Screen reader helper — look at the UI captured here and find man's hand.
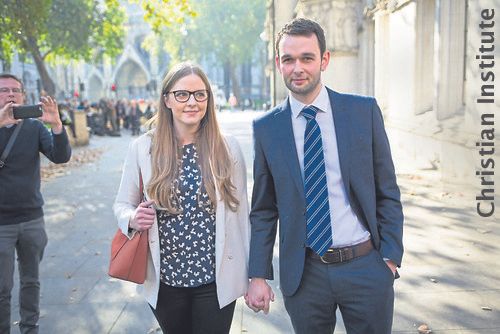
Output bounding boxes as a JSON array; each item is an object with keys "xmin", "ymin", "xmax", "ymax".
[
  {"xmin": 129, "ymin": 200, "xmax": 156, "ymax": 232},
  {"xmin": 39, "ymin": 96, "xmax": 63, "ymax": 134},
  {"xmin": 245, "ymin": 278, "xmax": 275, "ymax": 314},
  {"xmin": 385, "ymin": 259, "xmax": 397, "ymax": 277},
  {"xmin": 0, "ymin": 102, "xmax": 19, "ymax": 128}
]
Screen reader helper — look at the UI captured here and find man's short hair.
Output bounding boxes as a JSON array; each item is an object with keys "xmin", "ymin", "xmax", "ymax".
[
  {"xmin": 0, "ymin": 73, "xmax": 24, "ymax": 91},
  {"xmin": 275, "ymin": 17, "xmax": 327, "ymax": 58}
]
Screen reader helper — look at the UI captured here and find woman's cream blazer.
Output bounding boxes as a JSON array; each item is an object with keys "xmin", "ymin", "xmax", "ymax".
[{"xmin": 113, "ymin": 133, "xmax": 250, "ymax": 308}]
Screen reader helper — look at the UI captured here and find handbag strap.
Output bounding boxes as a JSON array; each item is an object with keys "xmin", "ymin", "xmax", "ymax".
[
  {"xmin": 139, "ymin": 169, "xmax": 145, "ymax": 202},
  {"xmin": 0, "ymin": 120, "xmax": 24, "ymax": 169}
]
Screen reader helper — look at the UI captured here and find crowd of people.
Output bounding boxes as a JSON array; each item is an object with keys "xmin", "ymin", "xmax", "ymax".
[{"xmin": 72, "ymin": 98, "xmax": 156, "ymax": 137}]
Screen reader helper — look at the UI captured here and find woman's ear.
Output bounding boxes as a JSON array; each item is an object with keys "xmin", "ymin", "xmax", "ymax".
[{"xmin": 163, "ymin": 94, "xmax": 171, "ymax": 108}]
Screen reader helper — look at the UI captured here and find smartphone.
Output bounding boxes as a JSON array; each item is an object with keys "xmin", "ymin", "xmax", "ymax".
[{"xmin": 12, "ymin": 105, "xmax": 43, "ymax": 119}]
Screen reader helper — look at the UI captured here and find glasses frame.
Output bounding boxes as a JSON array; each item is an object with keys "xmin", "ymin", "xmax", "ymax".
[
  {"xmin": 166, "ymin": 89, "xmax": 210, "ymax": 103},
  {"xmin": 0, "ymin": 87, "xmax": 24, "ymax": 94}
]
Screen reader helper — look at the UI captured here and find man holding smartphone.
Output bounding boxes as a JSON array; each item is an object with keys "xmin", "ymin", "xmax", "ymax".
[{"xmin": 0, "ymin": 73, "xmax": 71, "ymax": 334}]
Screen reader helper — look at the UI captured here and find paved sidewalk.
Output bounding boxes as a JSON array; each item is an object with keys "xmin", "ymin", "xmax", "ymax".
[{"xmin": 8, "ymin": 111, "xmax": 499, "ymax": 333}]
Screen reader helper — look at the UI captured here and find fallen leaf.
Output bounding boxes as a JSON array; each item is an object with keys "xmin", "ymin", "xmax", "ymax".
[
  {"xmin": 418, "ymin": 323, "xmax": 432, "ymax": 333},
  {"xmin": 41, "ymin": 147, "xmax": 104, "ymax": 181}
]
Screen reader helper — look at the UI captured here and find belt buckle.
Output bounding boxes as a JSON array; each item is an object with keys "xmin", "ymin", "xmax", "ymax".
[
  {"xmin": 320, "ymin": 248, "xmax": 337, "ymax": 264},
  {"xmin": 320, "ymin": 247, "xmax": 352, "ymax": 264}
]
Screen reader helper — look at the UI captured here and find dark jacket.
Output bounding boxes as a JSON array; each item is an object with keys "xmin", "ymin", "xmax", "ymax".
[{"xmin": 0, "ymin": 119, "xmax": 71, "ymax": 224}]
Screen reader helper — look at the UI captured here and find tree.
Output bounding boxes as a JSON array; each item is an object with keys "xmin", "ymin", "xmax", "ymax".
[
  {"xmin": 0, "ymin": 0, "xmax": 125, "ymax": 95},
  {"xmin": 142, "ymin": 0, "xmax": 266, "ymax": 103},
  {"xmin": 129, "ymin": 0, "xmax": 197, "ymax": 32}
]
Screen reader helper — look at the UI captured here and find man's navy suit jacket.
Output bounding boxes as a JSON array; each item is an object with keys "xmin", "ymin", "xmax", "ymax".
[{"xmin": 248, "ymin": 88, "xmax": 404, "ymax": 297}]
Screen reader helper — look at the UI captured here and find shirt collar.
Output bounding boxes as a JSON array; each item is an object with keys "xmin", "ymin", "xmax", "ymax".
[{"xmin": 289, "ymin": 85, "xmax": 330, "ymax": 118}]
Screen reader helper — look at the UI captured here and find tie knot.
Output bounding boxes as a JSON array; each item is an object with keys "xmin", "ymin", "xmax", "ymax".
[{"xmin": 301, "ymin": 105, "xmax": 319, "ymax": 120}]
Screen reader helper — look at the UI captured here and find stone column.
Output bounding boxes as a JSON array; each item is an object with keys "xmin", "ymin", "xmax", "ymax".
[
  {"xmin": 272, "ymin": 0, "xmax": 299, "ymax": 103},
  {"xmin": 374, "ymin": 11, "xmax": 390, "ymax": 111},
  {"xmin": 435, "ymin": 0, "xmax": 466, "ymax": 119},
  {"xmin": 414, "ymin": 0, "xmax": 435, "ymax": 115},
  {"xmin": 359, "ymin": 6, "xmax": 375, "ymax": 96}
]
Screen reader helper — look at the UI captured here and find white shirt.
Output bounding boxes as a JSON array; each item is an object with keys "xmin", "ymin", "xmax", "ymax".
[{"xmin": 289, "ymin": 85, "xmax": 370, "ymax": 248}]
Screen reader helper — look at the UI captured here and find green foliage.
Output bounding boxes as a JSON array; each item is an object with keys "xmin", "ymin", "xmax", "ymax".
[
  {"xmin": 0, "ymin": 0, "xmax": 125, "ymax": 64},
  {"xmin": 140, "ymin": 0, "xmax": 266, "ymax": 67},
  {"xmin": 129, "ymin": 0, "xmax": 197, "ymax": 33}
]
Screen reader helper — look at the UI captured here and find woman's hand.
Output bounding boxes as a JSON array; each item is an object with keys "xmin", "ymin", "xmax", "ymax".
[{"xmin": 129, "ymin": 200, "xmax": 156, "ymax": 231}]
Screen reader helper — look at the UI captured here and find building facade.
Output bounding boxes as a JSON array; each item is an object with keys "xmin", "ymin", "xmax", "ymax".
[{"xmin": 265, "ymin": 0, "xmax": 499, "ymax": 188}]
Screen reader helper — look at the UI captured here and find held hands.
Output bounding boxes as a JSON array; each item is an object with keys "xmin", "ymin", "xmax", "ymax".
[
  {"xmin": 129, "ymin": 200, "xmax": 156, "ymax": 232},
  {"xmin": 0, "ymin": 102, "xmax": 20, "ymax": 127},
  {"xmin": 39, "ymin": 96, "xmax": 63, "ymax": 134},
  {"xmin": 245, "ymin": 278, "xmax": 275, "ymax": 314}
]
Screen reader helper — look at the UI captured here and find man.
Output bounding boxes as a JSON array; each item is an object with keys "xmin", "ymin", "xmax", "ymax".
[
  {"xmin": 245, "ymin": 18, "xmax": 404, "ymax": 333},
  {"xmin": 0, "ymin": 74, "xmax": 71, "ymax": 334}
]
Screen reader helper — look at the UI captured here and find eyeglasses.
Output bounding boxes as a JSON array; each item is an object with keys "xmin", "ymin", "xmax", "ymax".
[
  {"xmin": 167, "ymin": 90, "xmax": 209, "ymax": 103},
  {"xmin": 0, "ymin": 87, "xmax": 23, "ymax": 94}
]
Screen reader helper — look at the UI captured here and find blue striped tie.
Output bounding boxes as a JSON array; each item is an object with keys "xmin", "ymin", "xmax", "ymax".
[{"xmin": 302, "ymin": 105, "xmax": 332, "ymax": 256}]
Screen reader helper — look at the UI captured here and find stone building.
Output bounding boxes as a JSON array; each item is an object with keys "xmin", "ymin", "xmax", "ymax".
[{"xmin": 264, "ymin": 0, "xmax": 499, "ymax": 190}]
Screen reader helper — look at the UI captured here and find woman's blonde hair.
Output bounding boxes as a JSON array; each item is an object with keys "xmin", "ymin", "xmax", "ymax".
[{"xmin": 146, "ymin": 62, "xmax": 239, "ymax": 213}]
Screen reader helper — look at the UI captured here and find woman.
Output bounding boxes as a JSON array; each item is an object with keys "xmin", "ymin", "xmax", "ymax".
[{"xmin": 114, "ymin": 62, "xmax": 250, "ymax": 333}]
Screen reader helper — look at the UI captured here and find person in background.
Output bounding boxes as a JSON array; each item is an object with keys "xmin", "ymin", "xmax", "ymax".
[
  {"xmin": 128, "ymin": 99, "xmax": 142, "ymax": 136},
  {"xmin": 0, "ymin": 73, "xmax": 71, "ymax": 334},
  {"xmin": 114, "ymin": 62, "xmax": 250, "ymax": 334}
]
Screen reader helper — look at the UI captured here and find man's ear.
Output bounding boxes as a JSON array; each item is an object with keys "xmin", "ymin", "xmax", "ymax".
[
  {"xmin": 320, "ymin": 50, "xmax": 331, "ymax": 71},
  {"xmin": 275, "ymin": 55, "xmax": 282, "ymax": 74}
]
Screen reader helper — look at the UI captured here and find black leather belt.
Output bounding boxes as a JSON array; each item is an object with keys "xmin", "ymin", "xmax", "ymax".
[{"xmin": 307, "ymin": 240, "xmax": 373, "ymax": 264}]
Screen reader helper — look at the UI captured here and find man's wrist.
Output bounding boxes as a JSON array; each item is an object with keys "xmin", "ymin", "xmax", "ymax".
[{"xmin": 51, "ymin": 122, "xmax": 63, "ymax": 134}]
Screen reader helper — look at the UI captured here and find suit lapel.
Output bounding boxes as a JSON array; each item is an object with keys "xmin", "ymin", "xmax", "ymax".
[
  {"xmin": 328, "ymin": 89, "xmax": 351, "ymax": 198},
  {"xmin": 273, "ymin": 99, "xmax": 305, "ymax": 197}
]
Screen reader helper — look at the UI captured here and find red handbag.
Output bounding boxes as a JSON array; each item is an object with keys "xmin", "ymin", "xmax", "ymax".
[{"xmin": 108, "ymin": 170, "xmax": 149, "ymax": 284}]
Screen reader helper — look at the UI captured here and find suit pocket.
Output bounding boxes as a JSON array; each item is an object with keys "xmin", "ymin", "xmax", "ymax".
[{"xmin": 374, "ymin": 250, "xmax": 395, "ymax": 282}]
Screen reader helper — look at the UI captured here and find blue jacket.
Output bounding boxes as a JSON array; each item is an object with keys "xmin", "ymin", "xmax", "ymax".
[{"xmin": 248, "ymin": 88, "xmax": 404, "ymax": 296}]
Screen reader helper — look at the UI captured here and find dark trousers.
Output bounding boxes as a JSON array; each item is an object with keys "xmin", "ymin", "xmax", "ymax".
[
  {"xmin": 284, "ymin": 250, "xmax": 395, "ymax": 334},
  {"xmin": 150, "ymin": 281, "xmax": 236, "ymax": 334},
  {"xmin": 0, "ymin": 217, "xmax": 48, "ymax": 334}
]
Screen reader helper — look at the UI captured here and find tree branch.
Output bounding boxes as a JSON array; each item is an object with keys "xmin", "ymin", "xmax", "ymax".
[{"xmin": 42, "ymin": 50, "xmax": 52, "ymax": 60}]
